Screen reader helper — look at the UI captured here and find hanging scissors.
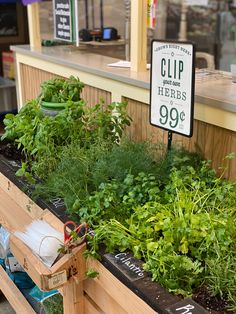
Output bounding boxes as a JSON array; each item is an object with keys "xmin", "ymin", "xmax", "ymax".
[{"xmin": 63, "ymin": 220, "xmax": 88, "ymax": 247}]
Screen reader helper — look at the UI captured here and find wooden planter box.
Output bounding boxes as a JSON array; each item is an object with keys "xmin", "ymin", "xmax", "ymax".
[{"xmin": 0, "ymin": 156, "xmax": 208, "ymax": 314}]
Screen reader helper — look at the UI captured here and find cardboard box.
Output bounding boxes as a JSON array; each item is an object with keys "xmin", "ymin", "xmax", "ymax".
[{"xmin": 2, "ymin": 52, "xmax": 15, "ymax": 80}]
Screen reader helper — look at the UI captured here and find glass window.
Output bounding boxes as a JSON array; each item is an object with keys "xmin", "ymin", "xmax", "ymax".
[{"xmin": 153, "ymin": 0, "xmax": 236, "ymax": 71}]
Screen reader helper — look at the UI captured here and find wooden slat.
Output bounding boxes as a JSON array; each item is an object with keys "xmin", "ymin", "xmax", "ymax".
[
  {"xmin": 10, "ymin": 235, "xmax": 51, "ymax": 290},
  {"xmin": 86, "ymin": 258, "xmax": 157, "ymax": 314},
  {"xmin": 0, "ymin": 172, "xmax": 44, "ymax": 219},
  {"xmin": 63, "ymin": 281, "xmax": 84, "ymax": 314},
  {"xmin": 20, "ymin": 64, "xmax": 111, "ymax": 107},
  {"xmin": 0, "ymin": 187, "xmax": 32, "ymax": 232},
  {"xmin": 50, "ymin": 243, "xmax": 86, "ymax": 283},
  {"xmin": 84, "ymin": 278, "xmax": 128, "ymax": 314},
  {"xmin": 81, "ymin": 84, "xmax": 111, "ymax": 108},
  {"xmin": 84, "ymin": 294, "xmax": 103, "ymax": 314},
  {"xmin": 0, "ymin": 265, "xmax": 36, "ymax": 314}
]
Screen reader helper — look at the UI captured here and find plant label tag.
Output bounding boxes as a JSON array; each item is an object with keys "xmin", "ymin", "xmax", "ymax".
[
  {"xmin": 47, "ymin": 270, "xmax": 67, "ymax": 289},
  {"xmin": 104, "ymin": 252, "xmax": 146, "ymax": 282},
  {"xmin": 164, "ymin": 299, "xmax": 208, "ymax": 314}
]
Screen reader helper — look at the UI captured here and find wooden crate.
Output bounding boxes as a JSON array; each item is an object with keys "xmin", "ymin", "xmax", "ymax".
[
  {"xmin": 0, "ymin": 165, "xmax": 208, "ymax": 314},
  {"xmin": 0, "ymin": 167, "xmax": 158, "ymax": 313}
]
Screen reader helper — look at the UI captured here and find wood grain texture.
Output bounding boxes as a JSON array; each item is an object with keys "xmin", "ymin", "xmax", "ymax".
[
  {"xmin": 0, "ymin": 172, "xmax": 44, "ymax": 219},
  {"xmin": 63, "ymin": 281, "xmax": 84, "ymax": 314},
  {"xmin": 20, "ymin": 64, "xmax": 111, "ymax": 107},
  {"xmin": 0, "ymin": 265, "xmax": 36, "ymax": 314},
  {"xmin": 86, "ymin": 258, "xmax": 157, "ymax": 314},
  {"xmin": 84, "ymin": 278, "xmax": 128, "ymax": 314},
  {"xmin": 84, "ymin": 294, "xmax": 103, "ymax": 314}
]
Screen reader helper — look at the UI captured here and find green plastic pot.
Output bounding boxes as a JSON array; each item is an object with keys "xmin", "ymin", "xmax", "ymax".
[{"xmin": 40, "ymin": 101, "xmax": 67, "ymax": 116}]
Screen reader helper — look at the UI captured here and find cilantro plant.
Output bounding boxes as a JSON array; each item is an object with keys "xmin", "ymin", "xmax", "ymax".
[{"xmin": 88, "ymin": 159, "xmax": 236, "ymax": 310}]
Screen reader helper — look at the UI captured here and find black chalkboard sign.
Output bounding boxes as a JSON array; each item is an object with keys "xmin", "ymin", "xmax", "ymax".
[
  {"xmin": 164, "ymin": 298, "xmax": 208, "ymax": 314},
  {"xmin": 53, "ymin": 0, "xmax": 72, "ymax": 42},
  {"xmin": 104, "ymin": 252, "xmax": 146, "ymax": 282}
]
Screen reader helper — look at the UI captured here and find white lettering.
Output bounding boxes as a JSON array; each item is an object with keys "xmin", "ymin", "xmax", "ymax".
[{"xmin": 176, "ymin": 304, "xmax": 195, "ymax": 314}]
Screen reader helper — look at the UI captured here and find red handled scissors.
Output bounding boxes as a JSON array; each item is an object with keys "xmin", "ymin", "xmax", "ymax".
[{"xmin": 64, "ymin": 220, "xmax": 88, "ymax": 246}]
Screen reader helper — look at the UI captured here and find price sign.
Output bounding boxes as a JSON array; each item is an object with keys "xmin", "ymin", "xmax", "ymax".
[
  {"xmin": 53, "ymin": 0, "xmax": 72, "ymax": 42},
  {"xmin": 150, "ymin": 40, "xmax": 195, "ymax": 137}
]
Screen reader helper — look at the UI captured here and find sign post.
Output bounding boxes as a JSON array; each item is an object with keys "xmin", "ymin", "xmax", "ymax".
[{"xmin": 150, "ymin": 40, "xmax": 195, "ymax": 150}]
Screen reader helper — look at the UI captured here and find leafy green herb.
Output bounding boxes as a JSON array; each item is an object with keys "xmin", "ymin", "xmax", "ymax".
[
  {"xmin": 86, "ymin": 268, "xmax": 99, "ymax": 279},
  {"xmin": 39, "ymin": 76, "xmax": 84, "ymax": 103}
]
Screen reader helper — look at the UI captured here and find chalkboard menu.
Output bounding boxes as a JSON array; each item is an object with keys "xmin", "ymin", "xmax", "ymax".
[{"xmin": 53, "ymin": 0, "xmax": 72, "ymax": 42}]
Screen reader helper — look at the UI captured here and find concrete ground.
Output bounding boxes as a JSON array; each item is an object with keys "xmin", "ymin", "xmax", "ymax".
[{"xmin": 0, "ymin": 294, "xmax": 15, "ymax": 314}]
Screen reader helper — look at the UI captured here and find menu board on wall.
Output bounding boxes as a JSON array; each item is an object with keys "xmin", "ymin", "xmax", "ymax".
[
  {"xmin": 150, "ymin": 40, "xmax": 195, "ymax": 137},
  {"xmin": 53, "ymin": 0, "xmax": 72, "ymax": 42}
]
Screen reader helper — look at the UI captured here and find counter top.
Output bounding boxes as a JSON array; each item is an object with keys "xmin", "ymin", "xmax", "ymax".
[{"xmin": 11, "ymin": 45, "xmax": 236, "ymax": 113}]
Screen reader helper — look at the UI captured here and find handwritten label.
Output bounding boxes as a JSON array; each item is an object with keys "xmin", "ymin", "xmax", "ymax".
[
  {"xmin": 104, "ymin": 252, "xmax": 145, "ymax": 282},
  {"xmin": 48, "ymin": 270, "xmax": 67, "ymax": 289},
  {"xmin": 49, "ymin": 197, "xmax": 65, "ymax": 208},
  {"xmin": 165, "ymin": 299, "xmax": 208, "ymax": 314}
]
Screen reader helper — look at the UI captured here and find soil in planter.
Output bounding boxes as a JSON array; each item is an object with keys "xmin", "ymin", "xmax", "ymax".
[
  {"xmin": 193, "ymin": 286, "xmax": 233, "ymax": 314},
  {"xmin": 0, "ymin": 139, "xmax": 24, "ymax": 161}
]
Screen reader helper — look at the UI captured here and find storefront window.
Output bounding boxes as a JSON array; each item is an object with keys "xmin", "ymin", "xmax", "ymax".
[
  {"xmin": 39, "ymin": 0, "xmax": 236, "ymax": 71},
  {"xmin": 153, "ymin": 0, "xmax": 236, "ymax": 71},
  {"xmin": 39, "ymin": 0, "xmax": 126, "ymax": 59}
]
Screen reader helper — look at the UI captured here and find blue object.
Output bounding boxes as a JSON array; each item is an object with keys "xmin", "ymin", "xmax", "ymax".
[
  {"xmin": 103, "ymin": 28, "xmax": 112, "ymax": 40},
  {"xmin": 29, "ymin": 285, "xmax": 59, "ymax": 303},
  {"xmin": 8, "ymin": 271, "xmax": 35, "ymax": 289},
  {"xmin": 0, "ymin": 258, "xmax": 5, "ymax": 269}
]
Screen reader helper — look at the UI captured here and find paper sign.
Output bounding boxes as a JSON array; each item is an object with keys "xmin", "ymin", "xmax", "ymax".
[
  {"xmin": 150, "ymin": 40, "xmax": 195, "ymax": 137},
  {"xmin": 48, "ymin": 270, "xmax": 67, "ymax": 289}
]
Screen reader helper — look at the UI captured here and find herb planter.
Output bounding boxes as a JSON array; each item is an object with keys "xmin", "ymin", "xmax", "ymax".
[
  {"xmin": 0, "ymin": 154, "xmax": 209, "ymax": 314},
  {"xmin": 40, "ymin": 101, "xmax": 66, "ymax": 116}
]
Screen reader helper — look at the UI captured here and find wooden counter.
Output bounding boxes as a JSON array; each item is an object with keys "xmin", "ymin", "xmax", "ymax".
[{"xmin": 11, "ymin": 44, "xmax": 236, "ymax": 180}]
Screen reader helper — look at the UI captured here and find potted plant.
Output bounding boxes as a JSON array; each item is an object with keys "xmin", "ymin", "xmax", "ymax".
[{"xmin": 39, "ymin": 76, "xmax": 84, "ymax": 116}]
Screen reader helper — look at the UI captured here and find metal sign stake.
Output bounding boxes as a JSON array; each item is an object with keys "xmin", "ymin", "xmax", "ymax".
[{"xmin": 167, "ymin": 131, "xmax": 173, "ymax": 151}]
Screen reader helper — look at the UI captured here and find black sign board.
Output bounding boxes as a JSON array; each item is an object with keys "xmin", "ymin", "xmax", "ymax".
[
  {"xmin": 164, "ymin": 298, "xmax": 208, "ymax": 314},
  {"xmin": 53, "ymin": 0, "xmax": 72, "ymax": 42},
  {"xmin": 104, "ymin": 252, "xmax": 146, "ymax": 282}
]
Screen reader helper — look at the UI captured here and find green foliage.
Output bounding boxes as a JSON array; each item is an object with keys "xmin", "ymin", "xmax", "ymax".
[
  {"xmin": 1, "ymin": 99, "xmax": 131, "ymax": 179},
  {"xmin": 86, "ymin": 268, "xmax": 99, "ymax": 279},
  {"xmin": 206, "ymin": 254, "xmax": 236, "ymax": 312},
  {"xmin": 88, "ymin": 160, "xmax": 236, "ymax": 307},
  {"xmin": 79, "ymin": 172, "xmax": 160, "ymax": 226},
  {"xmin": 91, "ymin": 139, "xmax": 165, "ymax": 186},
  {"xmin": 42, "ymin": 293, "xmax": 63, "ymax": 314},
  {"xmin": 33, "ymin": 138, "xmax": 165, "ymax": 217},
  {"xmin": 40, "ymin": 75, "xmax": 84, "ymax": 102}
]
